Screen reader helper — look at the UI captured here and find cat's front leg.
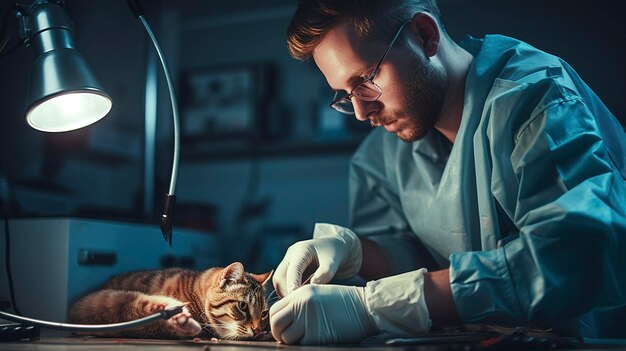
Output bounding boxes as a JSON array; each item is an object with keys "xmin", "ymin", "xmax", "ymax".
[{"xmin": 69, "ymin": 289, "xmax": 201, "ymax": 339}]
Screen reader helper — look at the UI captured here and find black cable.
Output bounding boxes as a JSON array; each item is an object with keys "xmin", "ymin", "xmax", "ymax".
[
  {"xmin": 0, "ymin": 36, "xmax": 24, "ymax": 59},
  {"xmin": 0, "ymin": 3, "xmax": 28, "ymax": 314},
  {"xmin": 0, "ymin": 182, "xmax": 21, "ymax": 315},
  {"xmin": 3, "ymin": 220, "xmax": 20, "ymax": 315},
  {"xmin": 0, "ymin": 305, "xmax": 184, "ymax": 332},
  {"xmin": 0, "ymin": 20, "xmax": 17, "ymax": 51}
]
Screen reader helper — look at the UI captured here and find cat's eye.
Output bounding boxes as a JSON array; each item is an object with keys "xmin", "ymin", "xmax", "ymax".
[
  {"xmin": 261, "ymin": 310, "xmax": 268, "ymax": 319},
  {"xmin": 238, "ymin": 301, "xmax": 248, "ymax": 311}
]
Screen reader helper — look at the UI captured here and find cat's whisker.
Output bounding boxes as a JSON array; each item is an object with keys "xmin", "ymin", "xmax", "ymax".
[
  {"xmin": 209, "ymin": 325, "xmax": 228, "ymax": 330},
  {"xmin": 267, "ymin": 294, "xmax": 280, "ymax": 302},
  {"xmin": 266, "ymin": 289, "xmax": 278, "ymax": 301},
  {"xmin": 199, "ymin": 324, "xmax": 215, "ymax": 331}
]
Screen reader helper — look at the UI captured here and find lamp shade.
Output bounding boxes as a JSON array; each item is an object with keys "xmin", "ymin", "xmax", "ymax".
[
  {"xmin": 24, "ymin": 2, "xmax": 112, "ymax": 132},
  {"xmin": 26, "ymin": 48, "xmax": 112, "ymax": 132}
]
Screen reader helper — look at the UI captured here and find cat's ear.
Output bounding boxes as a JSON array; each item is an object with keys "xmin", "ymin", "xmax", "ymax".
[
  {"xmin": 219, "ymin": 262, "xmax": 245, "ymax": 289},
  {"xmin": 251, "ymin": 270, "xmax": 273, "ymax": 286}
]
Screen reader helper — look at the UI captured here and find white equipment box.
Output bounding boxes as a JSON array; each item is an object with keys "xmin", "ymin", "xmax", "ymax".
[{"xmin": 0, "ymin": 217, "xmax": 220, "ymax": 323}]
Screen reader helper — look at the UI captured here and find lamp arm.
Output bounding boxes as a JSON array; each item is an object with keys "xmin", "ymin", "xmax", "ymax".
[
  {"xmin": 131, "ymin": 6, "xmax": 180, "ymax": 246},
  {"xmin": 138, "ymin": 16, "xmax": 180, "ymax": 197}
]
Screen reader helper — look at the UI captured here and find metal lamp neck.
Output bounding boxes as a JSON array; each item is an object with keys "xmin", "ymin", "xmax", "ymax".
[{"xmin": 25, "ymin": 1, "xmax": 75, "ymax": 54}]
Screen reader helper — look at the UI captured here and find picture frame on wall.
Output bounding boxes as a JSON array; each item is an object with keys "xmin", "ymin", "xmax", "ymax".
[{"xmin": 180, "ymin": 65, "xmax": 259, "ymax": 141}]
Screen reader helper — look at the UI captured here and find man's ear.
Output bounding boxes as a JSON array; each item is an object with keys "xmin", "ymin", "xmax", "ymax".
[
  {"xmin": 219, "ymin": 262, "xmax": 245, "ymax": 288},
  {"xmin": 409, "ymin": 12, "xmax": 440, "ymax": 57}
]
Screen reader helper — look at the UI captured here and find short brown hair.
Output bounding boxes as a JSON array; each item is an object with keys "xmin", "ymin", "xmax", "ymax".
[{"xmin": 286, "ymin": 0, "xmax": 442, "ymax": 61}]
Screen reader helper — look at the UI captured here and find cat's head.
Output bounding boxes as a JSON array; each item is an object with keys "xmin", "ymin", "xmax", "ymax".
[{"xmin": 203, "ymin": 262, "xmax": 272, "ymax": 340}]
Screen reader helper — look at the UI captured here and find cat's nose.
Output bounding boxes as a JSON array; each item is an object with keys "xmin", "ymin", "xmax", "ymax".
[{"xmin": 253, "ymin": 324, "xmax": 264, "ymax": 335}]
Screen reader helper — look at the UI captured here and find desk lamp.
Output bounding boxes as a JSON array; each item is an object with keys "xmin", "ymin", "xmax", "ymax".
[
  {"xmin": 0, "ymin": 0, "xmax": 181, "ymax": 332},
  {"xmin": 12, "ymin": 0, "xmax": 178, "ymax": 245},
  {"xmin": 23, "ymin": 1, "xmax": 112, "ymax": 132}
]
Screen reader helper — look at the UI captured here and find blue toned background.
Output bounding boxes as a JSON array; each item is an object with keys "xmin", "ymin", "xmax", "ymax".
[{"xmin": 0, "ymin": 0, "xmax": 624, "ymax": 306}]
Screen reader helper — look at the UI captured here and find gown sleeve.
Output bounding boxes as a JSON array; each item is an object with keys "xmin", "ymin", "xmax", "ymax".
[{"xmin": 450, "ymin": 87, "xmax": 626, "ymax": 327}]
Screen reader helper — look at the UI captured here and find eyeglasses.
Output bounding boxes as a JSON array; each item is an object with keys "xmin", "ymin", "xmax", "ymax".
[{"xmin": 330, "ymin": 20, "xmax": 411, "ymax": 115}]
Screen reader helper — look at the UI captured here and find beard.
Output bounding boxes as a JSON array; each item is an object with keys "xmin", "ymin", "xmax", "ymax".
[{"xmin": 372, "ymin": 53, "xmax": 450, "ymax": 142}]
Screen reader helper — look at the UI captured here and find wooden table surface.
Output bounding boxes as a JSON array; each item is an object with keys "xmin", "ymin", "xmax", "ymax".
[{"xmin": 1, "ymin": 333, "xmax": 624, "ymax": 351}]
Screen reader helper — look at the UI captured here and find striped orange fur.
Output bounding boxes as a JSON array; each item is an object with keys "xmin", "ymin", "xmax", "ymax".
[{"xmin": 68, "ymin": 262, "xmax": 272, "ymax": 340}]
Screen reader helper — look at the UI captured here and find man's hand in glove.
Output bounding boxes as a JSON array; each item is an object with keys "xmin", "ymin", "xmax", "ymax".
[
  {"xmin": 270, "ymin": 284, "xmax": 377, "ymax": 345},
  {"xmin": 273, "ymin": 223, "xmax": 362, "ymax": 297}
]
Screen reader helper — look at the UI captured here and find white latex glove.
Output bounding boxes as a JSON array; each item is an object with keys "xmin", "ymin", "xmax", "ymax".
[
  {"xmin": 273, "ymin": 223, "xmax": 362, "ymax": 297},
  {"xmin": 269, "ymin": 284, "xmax": 378, "ymax": 345},
  {"xmin": 269, "ymin": 268, "xmax": 432, "ymax": 345}
]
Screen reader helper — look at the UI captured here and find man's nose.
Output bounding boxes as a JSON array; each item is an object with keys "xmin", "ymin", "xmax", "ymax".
[{"xmin": 352, "ymin": 98, "xmax": 379, "ymax": 122}]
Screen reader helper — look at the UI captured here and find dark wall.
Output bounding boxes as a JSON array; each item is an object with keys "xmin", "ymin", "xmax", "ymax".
[
  {"xmin": 440, "ymin": 0, "xmax": 625, "ymax": 124},
  {"xmin": 0, "ymin": 0, "xmax": 623, "ymax": 225}
]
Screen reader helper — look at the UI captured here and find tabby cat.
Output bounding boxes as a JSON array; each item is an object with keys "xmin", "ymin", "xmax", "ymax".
[{"xmin": 69, "ymin": 262, "xmax": 273, "ymax": 340}]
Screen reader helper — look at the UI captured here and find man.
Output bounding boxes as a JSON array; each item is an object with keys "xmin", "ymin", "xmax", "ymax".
[{"xmin": 269, "ymin": 0, "xmax": 626, "ymax": 345}]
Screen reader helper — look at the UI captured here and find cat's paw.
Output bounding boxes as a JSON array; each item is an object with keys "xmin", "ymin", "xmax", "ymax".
[
  {"xmin": 167, "ymin": 309, "xmax": 201, "ymax": 336},
  {"xmin": 143, "ymin": 297, "xmax": 200, "ymax": 337},
  {"xmin": 149, "ymin": 303, "xmax": 168, "ymax": 314}
]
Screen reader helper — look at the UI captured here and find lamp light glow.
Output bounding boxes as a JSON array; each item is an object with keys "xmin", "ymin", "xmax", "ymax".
[{"xmin": 26, "ymin": 90, "xmax": 112, "ymax": 132}]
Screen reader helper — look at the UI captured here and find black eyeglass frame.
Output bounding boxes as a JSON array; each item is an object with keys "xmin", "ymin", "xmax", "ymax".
[{"xmin": 329, "ymin": 20, "xmax": 411, "ymax": 115}]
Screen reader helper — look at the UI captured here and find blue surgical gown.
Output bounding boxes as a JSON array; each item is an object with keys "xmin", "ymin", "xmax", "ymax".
[{"xmin": 348, "ymin": 35, "xmax": 626, "ymax": 338}]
